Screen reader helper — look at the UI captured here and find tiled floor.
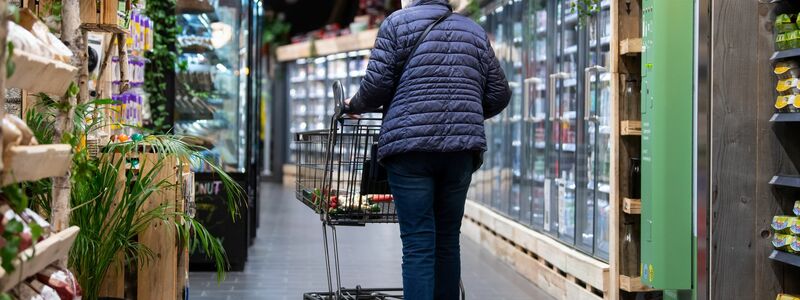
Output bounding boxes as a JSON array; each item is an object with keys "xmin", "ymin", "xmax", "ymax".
[{"xmin": 189, "ymin": 183, "xmax": 553, "ymax": 300}]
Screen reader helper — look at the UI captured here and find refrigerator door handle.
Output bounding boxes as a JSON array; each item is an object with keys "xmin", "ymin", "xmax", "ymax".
[
  {"xmin": 548, "ymin": 72, "xmax": 569, "ymax": 122},
  {"xmin": 583, "ymin": 65, "xmax": 607, "ymax": 122},
  {"xmin": 524, "ymin": 77, "xmax": 543, "ymax": 122}
]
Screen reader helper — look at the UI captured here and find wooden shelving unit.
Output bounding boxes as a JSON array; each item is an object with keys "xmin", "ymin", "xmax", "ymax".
[
  {"xmin": 621, "ymin": 120, "xmax": 642, "ymax": 136},
  {"xmin": 610, "ymin": 0, "xmax": 659, "ymax": 299},
  {"xmin": 0, "ymin": 227, "xmax": 80, "ymax": 292},
  {"xmin": 6, "ymin": 50, "xmax": 79, "ymax": 96},
  {"xmin": 80, "ymin": 23, "xmax": 130, "ymax": 34},
  {"xmin": 623, "ymin": 198, "xmax": 641, "ymax": 215},
  {"xmin": 276, "ymin": 29, "xmax": 379, "ymax": 62},
  {"xmin": 0, "ymin": 144, "xmax": 73, "ymax": 186},
  {"xmin": 176, "ymin": 0, "xmax": 216, "ymax": 14},
  {"xmin": 619, "ymin": 275, "xmax": 655, "ymax": 292},
  {"xmin": 620, "ymin": 38, "xmax": 642, "ymax": 56}
]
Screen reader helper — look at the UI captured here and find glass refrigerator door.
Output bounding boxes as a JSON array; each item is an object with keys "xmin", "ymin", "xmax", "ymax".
[
  {"xmin": 548, "ymin": 0, "xmax": 579, "ymax": 243},
  {"xmin": 507, "ymin": 0, "xmax": 525, "ymax": 221},
  {"xmin": 523, "ymin": 0, "xmax": 550, "ymax": 229},
  {"xmin": 587, "ymin": 0, "xmax": 612, "ymax": 260},
  {"xmin": 484, "ymin": 7, "xmax": 507, "ymax": 213},
  {"xmin": 176, "ymin": 2, "xmax": 247, "ymax": 173},
  {"xmin": 287, "ymin": 59, "xmax": 309, "ymax": 162}
]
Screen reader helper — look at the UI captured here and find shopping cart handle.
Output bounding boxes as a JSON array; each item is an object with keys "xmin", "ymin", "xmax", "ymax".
[{"xmin": 332, "ymin": 81, "xmax": 385, "ymax": 118}]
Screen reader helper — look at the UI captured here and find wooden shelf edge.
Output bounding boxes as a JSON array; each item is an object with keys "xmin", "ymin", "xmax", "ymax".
[
  {"xmin": 6, "ymin": 50, "xmax": 79, "ymax": 95},
  {"xmin": 619, "ymin": 275, "xmax": 656, "ymax": 292},
  {"xmin": 176, "ymin": 0, "xmax": 216, "ymax": 14},
  {"xmin": 1, "ymin": 144, "xmax": 73, "ymax": 186},
  {"xmin": 0, "ymin": 226, "xmax": 80, "ymax": 292},
  {"xmin": 620, "ymin": 38, "xmax": 643, "ymax": 56},
  {"xmin": 276, "ymin": 29, "xmax": 379, "ymax": 62},
  {"xmin": 621, "ymin": 120, "xmax": 642, "ymax": 136},
  {"xmin": 623, "ymin": 198, "xmax": 641, "ymax": 215},
  {"xmin": 80, "ymin": 23, "xmax": 129, "ymax": 34}
]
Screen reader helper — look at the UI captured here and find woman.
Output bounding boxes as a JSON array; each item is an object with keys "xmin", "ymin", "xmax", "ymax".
[{"xmin": 345, "ymin": 0, "xmax": 511, "ymax": 299}]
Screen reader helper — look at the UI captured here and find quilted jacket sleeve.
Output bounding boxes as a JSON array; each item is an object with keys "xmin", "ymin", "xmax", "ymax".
[
  {"xmin": 481, "ymin": 35, "xmax": 512, "ymax": 119},
  {"xmin": 349, "ymin": 19, "xmax": 398, "ymax": 114}
]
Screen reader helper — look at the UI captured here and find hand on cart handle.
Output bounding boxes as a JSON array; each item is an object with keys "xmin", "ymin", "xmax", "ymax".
[{"xmin": 343, "ymin": 98, "xmax": 362, "ymax": 119}]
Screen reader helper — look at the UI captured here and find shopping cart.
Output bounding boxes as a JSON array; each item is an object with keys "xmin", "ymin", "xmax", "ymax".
[{"xmin": 295, "ymin": 81, "xmax": 464, "ymax": 299}]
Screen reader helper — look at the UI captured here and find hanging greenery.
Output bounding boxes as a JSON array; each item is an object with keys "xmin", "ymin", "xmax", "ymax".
[
  {"xmin": 144, "ymin": 0, "xmax": 179, "ymax": 133},
  {"xmin": 571, "ymin": 0, "xmax": 602, "ymax": 26},
  {"xmin": 465, "ymin": 0, "xmax": 481, "ymax": 22},
  {"xmin": 262, "ymin": 12, "xmax": 291, "ymax": 50}
]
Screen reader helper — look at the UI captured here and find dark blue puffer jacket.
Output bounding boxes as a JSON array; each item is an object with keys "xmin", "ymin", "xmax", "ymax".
[{"xmin": 349, "ymin": 0, "xmax": 511, "ymax": 161}]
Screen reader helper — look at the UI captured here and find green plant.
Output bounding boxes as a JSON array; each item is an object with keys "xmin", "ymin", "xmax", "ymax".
[
  {"xmin": 262, "ymin": 12, "xmax": 291, "ymax": 49},
  {"xmin": 144, "ymin": 0, "xmax": 179, "ymax": 132},
  {"xmin": 570, "ymin": 0, "xmax": 602, "ymax": 26},
  {"xmin": 465, "ymin": 0, "xmax": 481, "ymax": 22},
  {"xmin": 23, "ymin": 96, "xmax": 243, "ymax": 300}
]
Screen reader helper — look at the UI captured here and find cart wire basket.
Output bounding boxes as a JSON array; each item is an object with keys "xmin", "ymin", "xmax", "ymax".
[
  {"xmin": 294, "ymin": 81, "xmax": 465, "ymax": 300},
  {"xmin": 294, "ymin": 117, "xmax": 396, "ymax": 226}
]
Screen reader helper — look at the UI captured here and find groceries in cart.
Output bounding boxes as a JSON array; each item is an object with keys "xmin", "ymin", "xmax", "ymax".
[{"xmin": 301, "ymin": 188, "xmax": 393, "ymax": 214}]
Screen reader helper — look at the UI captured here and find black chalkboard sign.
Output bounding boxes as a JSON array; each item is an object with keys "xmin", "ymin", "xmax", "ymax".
[{"xmin": 189, "ymin": 172, "xmax": 250, "ymax": 271}]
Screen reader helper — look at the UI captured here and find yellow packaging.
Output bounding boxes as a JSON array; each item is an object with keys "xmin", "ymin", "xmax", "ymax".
[
  {"xmin": 773, "ymin": 233, "xmax": 797, "ymax": 253},
  {"xmin": 777, "ymin": 294, "xmax": 800, "ymax": 300},
  {"xmin": 776, "ymin": 95, "xmax": 793, "ymax": 110},
  {"xmin": 794, "ymin": 201, "xmax": 800, "ymax": 216},
  {"xmin": 772, "ymin": 216, "xmax": 799, "ymax": 234},
  {"xmin": 775, "ymin": 61, "xmax": 800, "ymax": 78},
  {"xmin": 778, "ymin": 78, "xmax": 799, "ymax": 92}
]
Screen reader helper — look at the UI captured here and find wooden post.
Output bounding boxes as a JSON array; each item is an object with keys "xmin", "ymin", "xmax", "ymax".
[
  {"xmin": 52, "ymin": 0, "xmax": 84, "ymax": 234},
  {"xmin": 117, "ymin": 33, "xmax": 130, "ymax": 93},
  {"xmin": 0, "ymin": 0, "xmax": 8, "ymax": 172}
]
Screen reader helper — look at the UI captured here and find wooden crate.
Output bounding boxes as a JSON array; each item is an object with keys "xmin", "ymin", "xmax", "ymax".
[
  {"xmin": 0, "ymin": 227, "xmax": 80, "ymax": 292},
  {"xmin": 98, "ymin": 153, "xmax": 189, "ymax": 300},
  {"xmin": 462, "ymin": 201, "xmax": 607, "ymax": 300}
]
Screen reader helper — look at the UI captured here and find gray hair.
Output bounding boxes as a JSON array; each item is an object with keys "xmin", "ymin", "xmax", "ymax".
[{"xmin": 401, "ymin": 0, "xmax": 461, "ymax": 9}]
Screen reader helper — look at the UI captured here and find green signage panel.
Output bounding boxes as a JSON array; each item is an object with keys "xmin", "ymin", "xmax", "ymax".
[{"xmin": 640, "ymin": 0, "xmax": 694, "ymax": 290}]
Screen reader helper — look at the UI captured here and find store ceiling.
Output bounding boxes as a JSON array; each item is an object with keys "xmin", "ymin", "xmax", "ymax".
[{"xmin": 267, "ymin": 0, "xmax": 356, "ymax": 36}]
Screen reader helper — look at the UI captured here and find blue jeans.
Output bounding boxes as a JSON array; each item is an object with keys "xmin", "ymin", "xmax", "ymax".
[{"xmin": 384, "ymin": 151, "xmax": 476, "ymax": 300}]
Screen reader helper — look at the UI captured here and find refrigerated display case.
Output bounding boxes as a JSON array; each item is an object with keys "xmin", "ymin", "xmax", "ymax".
[
  {"xmin": 285, "ymin": 49, "xmax": 371, "ymax": 163},
  {"xmin": 176, "ymin": 0, "xmax": 256, "ymax": 271},
  {"xmin": 472, "ymin": 0, "xmax": 611, "ymax": 261}
]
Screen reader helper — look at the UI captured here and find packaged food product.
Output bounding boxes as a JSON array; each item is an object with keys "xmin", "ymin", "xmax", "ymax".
[
  {"xmin": 790, "ymin": 31, "xmax": 800, "ymax": 50},
  {"xmin": 17, "ymin": 282, "xmax": 44, "ymax": 300},
  {"xmin": 777, "ymin": 14, "xmax": 799, "ymax": 33},
  {"xmin": 777, "ymin": 78, "xmax": 800, "ymax": 93},
  {"xmin": 792, "ymin": 237, "xmax": 800, "ymax": 253},
  {"xmin": 772, "ymin": 233, "xmax": 796, "ymax": 252},
  {"xmin": 778, "ymin": 294, "xmax": 800, "ymax": 300},
  {"xmin": 776, "ymin": 95, "xmax": 793, "ymax": 112},
  {"xmin": 777, "ymin": 33, "xmax": 788, "ymax": 50},
  {"xmin": 775, "ymin": 61, "xmax": 800, "ymax": 79},
  {"xmin": 794, "ymin": 201, "xmax": 800, "ymax": 216},
  {"xmin": 28, "ymin": 279, "xmax": 60, "ymax": 300},
  {"xmin": 36, "ymin": 266, "xmax": 82, "ymax": 300},
  {"xmin": 771, "ymin": 216, "xmax": 799, "ymax": 234},
  {"xmin": 20, "ymin": 208, "xmax": 50, "ymax": 239}
]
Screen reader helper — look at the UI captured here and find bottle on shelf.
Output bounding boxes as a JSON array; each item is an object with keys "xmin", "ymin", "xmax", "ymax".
[{"xmin": 630, "ymin": 157, "xmax": 641, "ymax": 199}]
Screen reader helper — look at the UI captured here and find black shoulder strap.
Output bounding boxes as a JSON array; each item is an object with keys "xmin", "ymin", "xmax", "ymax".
[
  {"xmin": 399, "ymin": 11, "xmax": 452, "ymax": 74},
  {"xmin": 382, "ymin": 10, "xmax": 452, "ymax": 116}
]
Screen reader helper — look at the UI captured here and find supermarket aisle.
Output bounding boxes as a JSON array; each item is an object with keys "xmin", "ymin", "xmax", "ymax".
[{"xmin": 189, "ymin": 183, "xmax": 553, "ymax": 300}]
